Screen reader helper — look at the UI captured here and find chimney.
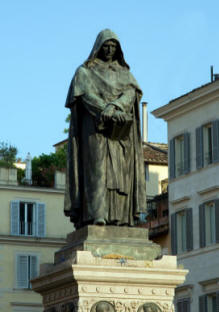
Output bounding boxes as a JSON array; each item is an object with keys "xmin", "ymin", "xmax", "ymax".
[
  {"xmin": 25, "ymin": 152, "xmax": 32, "ymax": 185},
  {"xmin": 142, "ymin": 102, "xmax": 148, "ymax": 142}
]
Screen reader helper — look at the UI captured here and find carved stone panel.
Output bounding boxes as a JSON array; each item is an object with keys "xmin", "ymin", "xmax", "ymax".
[
  {"xmin": 137, "ymin": 303, "xmax": 162, "ymax": 312},
  {"xmin": 90, "ymin": 301, "xmax": 116, "ymax": 312}
]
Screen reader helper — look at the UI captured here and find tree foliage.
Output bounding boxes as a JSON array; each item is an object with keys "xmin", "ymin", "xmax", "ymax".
[
  {"xmin": 0, "ymin": 142, "xmax": 17, "ymax": 168},
  {"xmin": 64, "ymin": 113, "xmax": 70, "ymax": 134},
  {"xmin": 32, "ymin": 145, "xmax": 67, "ymax": 187}
]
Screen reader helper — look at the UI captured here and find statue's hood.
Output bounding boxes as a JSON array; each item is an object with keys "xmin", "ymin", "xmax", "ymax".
[{"xmin": 85, "ymin": 29, "xmax": 129, "ymax": 68}]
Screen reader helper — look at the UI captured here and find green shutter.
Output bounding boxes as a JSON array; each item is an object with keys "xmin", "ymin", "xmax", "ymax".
[
  {"xmin": 29, "ymin": 255, "xmax": 38, "ymax": 288},
  {"xmin": 171, "ymin": 213, "xmax": 177, "ymax": 255},
  {"xmin": 196, "ymin": 127, "xmax": 204, "ymax": 169},
  {"xmin": 177, "ymin": 300, "xmax": 183, "ymax": 312},
  {"xmin": 199, "ymin": 295, "xmax": 207, "ymax": 312},
  {"xmin": 199, "ymin": 204, "xmax": 206, "ymax": 248},
  {"xmin": 183, "ymin": 298, "xmax": 190, "ymax": 312},
  {"xmin": 170, "ymin": 138, "xmax": 175, "ymax": 179},
  {"xmin": 216, "ymin": 292, "xmax": 219, "ymax": 312},
  {"xmin": 17, "ymin": 255, "xmax": 28, "ymax": 288},
  {"xmin": 10, "ymin": 201, "xmax": 20, "ymax": 235},
  {"xmin": 213, "ymin": 120, "xmax": 219, "ymax": 163},
  {"xmin": 186, "ymin": 208, "xmax": 193, "ymax": 251},
  {"xmin": 215, "ymin": 199, "xmax": 219, "ymax": 244},
  {"xmin": 184, "ymin": 133, "xmax": 190, "ymax": 174},
  {"xmin": 36, "ymin": 203, "xmax": 46, "ymax": 237}
]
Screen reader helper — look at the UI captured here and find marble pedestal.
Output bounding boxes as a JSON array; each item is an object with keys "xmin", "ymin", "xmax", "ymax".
[{"xmin": 32, "ymin": 226, "xmax": 187, "ymax": 312}]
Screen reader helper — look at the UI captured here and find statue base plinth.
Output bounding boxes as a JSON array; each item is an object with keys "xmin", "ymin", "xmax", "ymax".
[
  {"xmin": 54, "ymin": 225, "xmax": 161, "ymax": 264},
  {"xmin": 31, "ymin": 226, "xmax": 188, "ymax": 311}
]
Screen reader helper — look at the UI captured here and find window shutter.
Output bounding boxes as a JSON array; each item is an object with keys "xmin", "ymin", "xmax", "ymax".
[
  {"xmin": 199, "ymin": 295, "xmax": 207, "ymax": 312},
  {"xmin": 169, "ymin": 138, "xmax": 175, "ymax": 179},
  {"xmin": 216, "ymin": 291, "xmax": 219, "ymax": 312},
  {"xmin": 36, "ymin": 203, "xmax": 46, "ymax": 237},
  {"xmin": 183, "ymin": 298, "xmax": 190, "ymax": 312},
  {"xmin": 29, "ymin": 255, "xmax": 38, "ymax": 288},
  {"xmin": 10, "ymin": 200, "xmax": 20, "ymax": 235},
  {"xmin": 213, "ymin": 120, "xmax": 219, "ymax": 163},
  {"xmin": 171, "ymin": 213, "xmax": 177, "ymax": 255},
  {"xmin": 186, "ymin": 208, "xmax": 193, "ymax": 251},
  {"xmin": 184, "ymin": 133, "xmax": 190, "ymax": 174},
  {"xmin": 215, "ymin": 199, "xmax": 219, "ymax": 244},
  {"xmin": 17, "ymin": 255, "xmax": 28, "ymax": 288},
  {"xmin": 177, "ymin": 299, "xmax": 183, "ymax": 312},
  {"xmin": 196, "ymin": 127, "xmax": 204, "ymax": 169},
  {"xmin": 199, "ymin": 204, "xmax": 206, "ymax": 248}
]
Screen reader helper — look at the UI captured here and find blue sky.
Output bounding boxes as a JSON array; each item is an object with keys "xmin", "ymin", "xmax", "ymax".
[{"xmin": 1, "ymin": 0, "xmax": 219, "ymax": 159}]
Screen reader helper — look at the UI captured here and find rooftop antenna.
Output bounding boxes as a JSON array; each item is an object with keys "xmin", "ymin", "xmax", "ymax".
[
  {"xmin": 211, "ymin": 65, "xmax": 214, "ymax": 82},
  {"xmin": 210, "ymin": 65, "xmax": 219, "ymax": 82}
]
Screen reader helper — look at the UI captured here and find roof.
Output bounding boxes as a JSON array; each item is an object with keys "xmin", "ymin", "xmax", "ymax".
[
  {"xmin": 53, "ymin": 139, "xmax": 68, "ymax": 147},
  {"xmin": 152, "ymin": 79, "xmax": 219, "ymax": 120},
  {"xmin": 143, "ymin": 142, "xmax": 168, "ymax": 165},
  {"xmin": 169, "ymin": 80, "xmax": 214, "ymax": 104}
]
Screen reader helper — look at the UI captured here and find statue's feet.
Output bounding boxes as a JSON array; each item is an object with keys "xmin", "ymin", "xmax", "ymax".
[{"xmin": 94, "ymin": 218, "xmax": 106, "ymax": 226}]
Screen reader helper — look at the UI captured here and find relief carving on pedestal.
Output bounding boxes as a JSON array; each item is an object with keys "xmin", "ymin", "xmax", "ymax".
[
  {"xmin": 137, "ymin": 303, "xmax": 162, "ymax": 312},
  {"xmin": 90, "ymin": 301, "xmax": 115, "ymax": 312}
]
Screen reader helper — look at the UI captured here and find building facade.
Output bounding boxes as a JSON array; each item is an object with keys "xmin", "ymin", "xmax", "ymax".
[
  {"xmin": 153, "ymin": 79, "xmax": 219, "ymax": 312},
  {"xmin": 0, "ymin": 168, "xmax": 72, "ymax": 312}
]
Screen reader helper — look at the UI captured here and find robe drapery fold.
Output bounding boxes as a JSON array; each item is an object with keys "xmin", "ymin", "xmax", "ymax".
[{"xmin": 64, "ymin": 29, "xmax": 146, "ymax": 228}]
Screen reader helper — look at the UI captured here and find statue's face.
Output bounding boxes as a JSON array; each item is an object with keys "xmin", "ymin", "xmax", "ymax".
[{"xmin": 99, "ymin": 40, "xmax": 117, "ymax": 62}]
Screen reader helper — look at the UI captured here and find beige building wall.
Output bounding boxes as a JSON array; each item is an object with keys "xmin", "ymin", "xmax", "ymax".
[
  {"xmin": 153, "ymin": 81, "xmax": 219, "ymax": 312},
  {"xmin": 146, "ymin": 164, "xmax": 168, "ymax": 197},
  {"xmin": 0, "ymin": 184, "xmax": 73, "ymax": 312}
]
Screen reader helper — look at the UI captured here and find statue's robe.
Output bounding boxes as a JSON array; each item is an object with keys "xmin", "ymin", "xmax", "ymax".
[{"xmin": 64, "ymin": 29, "xmax": 146, "ymax": 228}]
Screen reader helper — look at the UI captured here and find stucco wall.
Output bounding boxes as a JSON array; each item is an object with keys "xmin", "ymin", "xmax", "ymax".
[
  {"xmin": 167, "ymin": 96, "xmax": 219, "ymax": 311},
  {"xmin": 0, "ymin": 186, "xmax": 73, "ymax": 312},
  {"xmin": 146, "ymin": 164, "xmax": 168, "ymax": 197}
]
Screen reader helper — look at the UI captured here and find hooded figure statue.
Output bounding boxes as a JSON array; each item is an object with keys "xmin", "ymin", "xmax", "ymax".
[{"xmin": 64, "ymin": 29, "xmax": 146, "ymax": 229}]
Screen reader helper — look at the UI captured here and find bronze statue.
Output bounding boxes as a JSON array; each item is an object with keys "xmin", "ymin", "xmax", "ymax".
[
  {"xmin": 138, "ymin": 303, "xmax": 161, "ymax": 312},
  {"xmin": 91, "ymin": 301, "xmax": 115, "ymax": 312},
  {"xmin": 64, "ymin": 29, "xmax": 146, "ymax": 229}
]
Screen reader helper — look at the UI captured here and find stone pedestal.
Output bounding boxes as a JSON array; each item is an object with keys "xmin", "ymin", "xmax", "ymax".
[{"xmin": 32, "ymin": 226, "xmax": 187, "ymax": 312}]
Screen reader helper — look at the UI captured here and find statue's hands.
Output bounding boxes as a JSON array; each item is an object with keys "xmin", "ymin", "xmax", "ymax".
[
  {"xmin": 112, "ymin": 111, "xmax": 126, "ymax": 124},
  {"xmin": 101, "ymin": 104, "xmax": 115, "ymax": 122}
]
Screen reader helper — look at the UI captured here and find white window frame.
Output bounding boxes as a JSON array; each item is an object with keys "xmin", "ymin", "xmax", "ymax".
[
  {"xmin": 19, "ymin": 202, "xmax": 36, "ymax": 236},
  {"xmin": 15, "ymin": 252, "xmax": 39, "ymax": 289},
  {"xmin": 11, "ymin": 200, "xmax": 46, "ymax": 237}
]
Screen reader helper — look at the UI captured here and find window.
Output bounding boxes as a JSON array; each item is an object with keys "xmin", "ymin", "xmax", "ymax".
[
  {"xmin": 203, "ymin": 123, "xmax": 213, "ymax": 166},
  {"xmin": 11, "ymin": 201, "xmax": 45, "ymax": 237},
  {"xmin": 175, "ymin": 135, "xmax": 185, "ymax": 176},
  {"xmin": 16, "ymin": 254, "xmax": 38, "ymax": 289},
  {"xmin": 177, "ymin": 298, "xmax": 190, "ymax": 312},
  {"xmin": 177, "ymin": 211, "xmax": 187, "ymax": 253},
  {"xmin": 169, "ymin": 133, "xmax": 190, "ymax": 179},
  {"xmin": 196, "ymin": 120, "xmax": 219, "ymax": 169},
  {"xmin": 199, "ymin": 200, "xmax": 219, "ymax": 248},
  {"xmin": 199, "ymin": 293, "xmax": 219, "ymax": 312},
  {"xmin": 171, "ymin": 208, "xmax": 193, "ymax": 255},
  {"xmin": 205, "ymin": 202, "xmax": 216, "ymax": 246}
]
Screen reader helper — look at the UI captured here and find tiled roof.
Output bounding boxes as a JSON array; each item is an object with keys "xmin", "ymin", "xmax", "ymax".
[{"xmin": 143, "ymin": 142, "xmax": 168, "ymax": 165}]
